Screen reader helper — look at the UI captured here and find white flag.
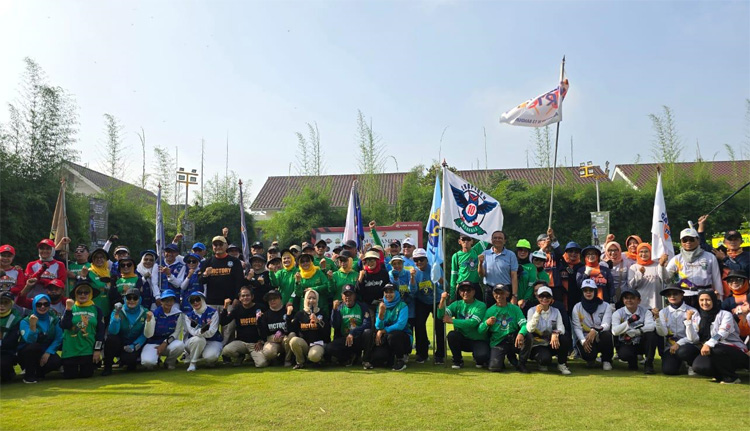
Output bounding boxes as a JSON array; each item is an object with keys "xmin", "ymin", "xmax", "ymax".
[
  {"xmin": 440, "ymin": 169, "xmax": 503, "ymax": 243},
  {"xmin": 651, "ymin": 171, "xmax": 675, "ymax": 260},
  {"xmin": 499, "ymin": 60, "xmax": 569, "ymax": 127}
]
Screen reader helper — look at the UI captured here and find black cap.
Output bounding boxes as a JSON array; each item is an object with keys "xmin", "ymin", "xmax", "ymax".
[
  {"xmin": 298, "ymin": 253, "xmax": 313, "ymax": 262},
  {"xmin": 338, "ymin": 250, "xmax": 353, "ymax": 260},
  {"xmin": 724, "ymin": 270, "xmax": 748, "ymax": 281},
  {"xmin": 124, "ymin": 287, "xmax": 141, "ymax": 298},
  {"xmin": 267, "ymin": 256, "xmax": 281, "ymax": 266},
  {"xmin": 88, "ymin": 248, "xmax": 109, "ymax": 263},
  {"xmin": 250, "ymin": 254, "xmax": 267, "ymax": 263},
  {"xmin": 620, "ymin": 289, "xmax": 641, "ymax": 298},
  {"xmin": 660, "ymin": 284, "xmax": 684, "ymax": 296},
  {"xmin": 724, "ymin": 230, "xmax": 742, "ymax": 240},
  {"xmin": 252, "ymin": 241, "xmax": 264, "ymax": 248},
  {"xmin": 389, "ymin": 240, "xmax": 401, "ymax": 247},
  {"xmin": 332, "ymin": 246, "xmax": 343, "ymax": 253},
  {"xmin": 342, "ymin": 284, "xmax": 356, "ymax": 295},
  {"xmin": 315, "ymin": 239, "xmax": 327, "ymax": 246},
  {"xmin": 492, "ymin": 284, "xmax": 511, "ymax": 293},
  {"xmin": 227, "ymin": 244, "xmax": 241, "ymax": 251},
  {"xmin": 457, "ymin": 281, "xmax": 475, "ymax": 291},
  {"xmin": 343, "ymin": 240, "xmax": 357, "ymax": 249},
  {"xmin": 382, "ymin": 283, "xmax": 396, "ymax": 291},
  {"xmin": 0, "ymin": 291, "xmax": 14, "ymax": 301},
  {"xmin": 72, "ymin": 280, "xmax": 101, "ymax": 298},
  {"xmin": 263, "ymin": 289, "xmax": 281, "ymax": 301}
]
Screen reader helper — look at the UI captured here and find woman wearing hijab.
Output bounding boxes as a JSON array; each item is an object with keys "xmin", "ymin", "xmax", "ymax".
[
  {"xmin": 576, "ymin": 246, "xmax": 614, "ymax": 305},
  {"xmin": 372, "ymin": 284, "xmax": 412, "ymax": 371},
  {"xmin": 60, "ymin": 281, "xmax": 106, "ymax": 379},
  {"xmin": 292, "ymin": 254, "xmax": 330, "ymax": 316},
  {"xmin": 555, "ymin": 242, "xmax": 585, "ymax": 314},
  {"xmin": 602, "ymin": 241, "xmax": 630, "ymax": 300},
  {"xmin": 136, "ymin": 250, "xmax": 161, "ymax": 311},
  {"xmin": 108, "ymin": 257, "xmax": 147, "ymax": 311},
  {"xmin": 654, "ymin": 285, "xmax": 699, "ymax": 375},
  {"xmin": 356, "ymin": 250, "xmax": 391, "ymax": 319},
  {"xmin": 142, "ymin": 289, "xmax": 184, "ymax": 370},
  {"xmin": 179, "ymin": 253, "xmax": 204, "ymax": 313},
  {"xmin": 18, "ymin": 293, "xmax": 63, "ymax": 383},
  {"xmin": 627, "ymin": 243, "xmax": 666, "ymax": 309},
  {"xmin": 289, "ymin": 289, "xmax": 329, "ymax": 369},
  {"xmin": 24, "ymin": 239, "xmax": 67, "ymax": 299},
  {"xmin": 623, "ymin": 235, "xmax": 642, "ymax": 267},
  {"xmin": 660, "ymin": 228, "xmax": 723, "ymax": 307},
  {"xmin": 571, "ymin": 279, "xmax": 614, "ymax": 371},
  {"xmin": 103, "ymin": 288, "xmax": 148, "ymax": 376},
  {"xmin": 269, "ymin": 249, "xmax": 298, "ymax": 311},
  {"xmin": 522, "ymin": 286, "xmax": 572, "ymax": 375},
  {"xmin": 79, "ymin": 248, "xmax": 113, "ymax": 320},
  {"xmin": 720, "ymin": 271, "xmax": 750, "ymax": 339},
  {"xmin": 685, "ymin": 290, "xmax": 748, "ymax": 384},
  {"xmin": 183, "ymin": 291, "xmax": 222, "ymax": 372}
]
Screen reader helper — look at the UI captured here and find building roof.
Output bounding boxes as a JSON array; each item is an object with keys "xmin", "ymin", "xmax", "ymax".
[
  {"xmin": 612, "ymin": 160, "xmax": 750, "ymax": 190},
  {"xmin": 251, "ymin": 166, "xmax": 608, "ymax": 210},
  {"xmin": 63, "ymin": 161, "xmax": 157, "ymax": 202}
]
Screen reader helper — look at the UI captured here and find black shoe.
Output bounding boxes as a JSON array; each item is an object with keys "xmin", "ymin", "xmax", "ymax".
[
  {"xmin": 628, "ymin": 363, "xmax": 639, "ymax": 371},
  {"xmin": 516, "ymin": 363, "xmax": 529, "ymax": 373},
  {"xmin": 415, "ymin": 356, "xmax": 426, "ymax": 364},
  {"xmin": 362, "ymin": 361, "xmax": 374, "ymax": 370},
  {"xmin": 293, "ymin": 363, "xmax": 304, "ymax": 370},
  {"xmin": 434, "ymin": 357, "xmax": 444, "ymax": 365},
  {"xmin": 23, "ymin": 376, "xmax": 38, "ymax": 384},
  {"xmin": 101, "ymin": 367, "xmax": 113, "ymax": 377},
  {"xmin": 451, "ymin": 361, "xmax": 464, "ymax": 370},
  {"xmin": 644, "ymin": 364, "xmax": 655, "ymax": 375},
  {"xmin": 392, "ymin": 360, "xmax": 406, "ymax": 371}
]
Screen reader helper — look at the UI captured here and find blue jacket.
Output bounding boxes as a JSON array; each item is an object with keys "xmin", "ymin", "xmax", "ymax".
[
  {"xmin": 147, "ymin": 306, "xmax": 182, "ymax": 345},
  {"xmin": 413, "ymin": 268, "xmax": 443, "ymax": 305},
  {"xmin": 108, "ymin": 302, "xmax": 149, "ymax": 348},
  {"xmin": 375, "ymin": 291, "xmax": 413, "ymax": 343},
  {"xmin": 389, "ymin": 269, "xmax": 415, "ymax": 318},
  {"xmin": 19, "ymin": 294, "xmax": 63, "ymax": 355}
]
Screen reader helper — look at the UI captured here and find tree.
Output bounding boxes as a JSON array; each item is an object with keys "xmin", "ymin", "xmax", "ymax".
[
  {"xmin": 355, "ymin": 110, "xmax": 392, "ymax": 222},
  {"xmin": 295, "ymin": 122, "xmax": 324, "ymax": 176},
  {"xmin": 151, "ymin": 146, "xmax": 174, "ymax": 203},
  {"xmin": 187, "ymin": 202, "xmax": 255, "ymax": 248},
  {"xmin": 531, "ymin": 125, "xmax": 552, "ymax": 168},
  {"xmin": 99, "ymin": 113, "xmax": 127, "ymax": 182},
  {"xmin": 262, "ymin": 186, "xmax": 345, "ymax": 246},
  {"xmin": 649, "ymin": 105, "xmax": 682, "ymax": 165},
  {"xmin": 137, "ymin": 127, "xmax": 149, "ymax": 189},
  {"xmin": 202, "ymin": 171, "xmax": 251, "ymax": 206}
]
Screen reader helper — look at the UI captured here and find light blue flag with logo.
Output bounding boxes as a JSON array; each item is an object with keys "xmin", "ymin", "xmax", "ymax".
[{"xmin": 426, "ymin": 174, "xmax": 443, "ymax": 282}]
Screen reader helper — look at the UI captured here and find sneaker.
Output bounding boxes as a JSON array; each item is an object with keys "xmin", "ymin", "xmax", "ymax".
[
  {"xmin": 23, "ymin": 377, "xmax": 38, "ymax": 384},
  {"xmin": 538, "ymin": 365, "xmax": 548, "ymax": 372},
  {"xmin": 402, "ymin": 354, "xmax": 409, "ymax": 364},
  {"xmin": 186, "ymin": 363, "xmax": 197, "ymax": 372},
  {"xmin": 602, "ymin": 361, "xmax": 613, "ymax": 371},
  {"xmin": 475, "ymin": 364, "xmax": 483, "ymax": 369},
  {"xmin": 101, "ymin": 368, "xmax": 113, "ymax": 377},
  {"xmin": 687, "ymin": 366, "xmax": 696, "ymax": 376},
  {"xmin": 720, "ymin": 378, "xmax": 741, "ymax": 385},
  {"xmin": 558, "ymin": 364, "xmax": 572, "ymax": 375},
  {"xmin": 392, "ymin": 360, "xmax": 406, "ymax": 371},
  {"xmin": 415, "ymin": 356, "xmax": 426, "ymax": 364},
  {"xmin": 434, "ymin": 357, "xmax": 444, "ymax": 365},
  {"xmin": 451, "ymin": 361, "xmax": 464, "ymax": 370},
  {"xmin": 362, "ymin": 362, "xmax": 374, "ymax": 370},
  {"xmin": 644, "ymin": 364, "xmax": 655, "ymax": 375},
  {"xmin": 293, "ymin": 363, "xmax": 304, "ymax": 370},
  {"xmin": 516, "ymin": 363, "xmax": 529, "ymax": 373}
]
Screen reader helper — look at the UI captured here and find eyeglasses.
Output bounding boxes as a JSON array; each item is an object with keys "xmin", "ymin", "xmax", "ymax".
[
  {"xmin": 189, "ymin": 297, "xmax": 202, "ymax": 304},
  {"xmin": 125, "ymin": 295, "xmax": 139, "ymax": 301},
  {"xmin": 36, "ymin": 302, "xmax": 50, "ymax": 308}
]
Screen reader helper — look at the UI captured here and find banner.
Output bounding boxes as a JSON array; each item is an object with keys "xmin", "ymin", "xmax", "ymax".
[
  {"xmin": 50, "ymin": 179, "xmax": 68, "ymax": 252},
  {"xmin": 88, "ymin": 198, "xmax": 108, "ymax": 250},
  {"xmin": 651, "ymin": 171, "xmax": 675, "ymax": 261},
  {"xmin": 499, "ymin": 61, "xmax": 569, "ymax": 127},
  {"xmin": 590, "ymin": 211, "xmax": 610, "ymax": 247},
  {"xmin": 342, "ymin": 182, "xmax": 365, "ymax": 251},
  {"xmin": 440, "ymin": 169, "xmax": 503, "ymax": 243}
]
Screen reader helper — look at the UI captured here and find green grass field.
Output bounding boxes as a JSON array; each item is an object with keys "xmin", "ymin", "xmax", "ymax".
[{"xmin": 2, "ymin": 323, "xmax": 748, "ymax": 431}]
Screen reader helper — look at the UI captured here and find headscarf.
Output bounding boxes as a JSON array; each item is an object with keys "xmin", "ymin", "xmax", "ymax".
[
  {"xmin": 580, "ymin": 292, "xmax": 603, "ymax": 315},
  {"xmin": 32, "ymin": 294, "xmax": 52, "ymax": 323},
  {"xmin": 338, "ymin": 258, "xmax": 353, "ymax": 274},
  {"xmin": 563, "ymin": 251, "xmax": 580, "ymax": 266},
  {"xmin": 189, "ymin": 294, "xmax": 207, "ymax": 315},
  {"xmin": 636, "ymin": 243, "xmax": 653, "ymax": 266},
  {"xmin": 383, "ymin": 289, "xmax": 402, "ymax": 309},
  {"xmin": 123, "ymin": 293, "xmax": 144, "ymax": 325},
  {"xmin": 364, "ymin": 253, "xmax": 383, "ymax": 274},
  {"xmin": 303, "ymin": 289, "xmax": 320, "ymax": 314},
  {"xmin": 624, "ymin": 235, "xmax": 643, "ymax": 261},
  {"xmin": 137, "ymin": 252, "xmax": 160, "ymax": 294},
  {"xmin": 298, "ymin": 258, "xmax": 320, "ymax": 280},
  {"xmin": 73, "ymin": 286, "xmax": 94, "ymax": 307},
  {"xmin": 604, "ymin": 241, "xmax": 623, "ymax": 265},
  {"xmin": 89, "ymin": 250, "xmax": 111, "ymax": 279},
  {"xmin": 282, "ymin": 251, "xmax": 296, "ymax": 271},
  {"xmin": 697, "ymin": 290, "xmax": 720, "ymax": 343}
]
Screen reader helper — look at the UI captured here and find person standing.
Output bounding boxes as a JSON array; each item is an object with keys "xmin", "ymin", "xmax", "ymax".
[
  {"xmin": 412, "ymin": 248, "xmax": 445, "ymax": 364},
  {"xmin": 660, "ymin": 227, "xmax": 723, "ymax": 306},
  {"xmin": 478, "ymin": 231, "xmax": 519, "ymax": 308},
  {"xmin": 24, "ymin": 239, "xmax": 67, "ymax": 300},
  {"xmin": 200, "ymin": 236, "xmax": 244, "ymax": 345},
  {"xmin": 449, "ymin": 235, "xmax": 485, "ymax": 301}
]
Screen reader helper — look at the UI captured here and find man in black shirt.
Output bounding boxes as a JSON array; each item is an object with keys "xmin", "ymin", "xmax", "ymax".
[
  {"xmin": 199, "ymin": 235, "xmax": 244, "ymax": 346},
  {"xmin": 220, "ymin": 286, "xmax": 266, "ymax": 367},
  {"xmin": 258, "ymin": 289, "xmax": 295, "ymax": 366}
]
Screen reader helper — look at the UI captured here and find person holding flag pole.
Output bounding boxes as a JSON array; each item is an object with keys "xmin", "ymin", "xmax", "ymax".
[
  {"xmin": 238, "ymin": 180, "xmax": 251, "ymax": 270},
  {"xmin": 499, "ymin": 56, "xmax": 569, "ymax": 229}
]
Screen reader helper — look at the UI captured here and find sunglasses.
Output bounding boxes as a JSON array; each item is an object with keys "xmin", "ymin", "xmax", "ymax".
[
  {"xmin": 538, "ymin": 294, "xmax": 552, "ymax": 299},
  {"xmin": 185, "ymin": 260, "xmax": 199, "ymax": 265},
  {"xmin": 189, "ymin": 297, "xmax": 202, "ymax": 304},
  {"xmin": 120, "ymin": 263, "xmax": 133, "ymax": 268},
  {"xmin": 36, "ymin": 302, "xmax": 50, "ymax": 308},
  {"xmin": 76, "ymin": 290, "xmax": 92, "ymax": 296},
  {"xmin": 681, "ymin": 237, "xmax": 696, "ymax": 243},
  {"xmin": 125, "ymin": 295, "xmax": 139, "ymax": 301}
]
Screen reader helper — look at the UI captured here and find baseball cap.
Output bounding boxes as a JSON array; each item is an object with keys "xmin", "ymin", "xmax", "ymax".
[
  {"xmin": 0, "ymin": 291, "xmax": 14, "ymax": 302},
  {"xmin": 724, "ymin": 230, "xmax": 742, "ymax": 240},
  {"xmin": 679, "ymin": 228, "xmax": 699, "ymax": 240},
  {"xmin": 250, "ymin": 254, "xmax": 267, "ymax": 263},
  {"xmin": 184, "ymin": 253, "xmax": 201, "ymax": 263},
  {"xmin": 0, "ymin": 245, "xmax": 15, "ymax": 255},
  {"xmin": 342, "ymin": 284, "xmax": 356, "ymax": 295},
  {"xmin": 457, "ymin": 281, "xmax": 474, "ymax": 291},
  {"xmin": 402, "ymin": 238, "xmax": 415, "ymax": 247},
  {"xmin": 37, "ymin": 239, "xmax": 55, "ymax": 249},
  {"xmin": 124, "ymin": 287, "xmax": 141, "ymax": 298},
  {"xmin": 298, "ymin": 253, "xmax": 313, "ymax": 262},
  {"xmin": 267, "ymin": 256, "xmax": 281, "ymax": 266},
  {"xmin": 332, "ymin": 246, "xmax": 343, "ymax": 254},
  {"xmin": 212, "ymin": 235, "xmax": 228, "ymax": 244},
  {"xmin": 536, "ymin": 286, "xmax": 553, "ymax": 297},
  {"xmin": 289, "ymin": 245, "xmax": 302, "ymax": 253},
  {"xmin": 164, "ymin": 243, "xmax": 179, "ymax": 252},
  {"xmin": 564, "ymin": 241, "xmax": 582, "ymax": 252},
  {"xmin": 160, "ymin": 289, "xmax": 178, "ymax": 300},
  {"xmin": 191, "ymin": 242, "xmax": 206, "ymax": 251},
  {"xmin": 46, "ymin": 279, "xmax": 65, "ymax": 290},
  {"xmin": 389, "ymin": 240, "xmax": 401, "ymax": 247},
  {"xmin": 389, "ymin": 255, "xmax": 404, "ymax": 263},
  {"xmin": 363, "ymin": 250, "xmax": 380, "ymax": 260},
  {"xmin": 338, "ymin": 250, "xmax": 353, "ymax": 260},
  {"xmin": 492, "ymin": 284, "xmax": 511, "ymax": 293},
  {"xmin": 581, "ymin": 279, "xmax": 597, "ymax": 290},
  {"xmin": 620, "ymin": 288, "xmax": 641, "ymax": 298},
  {"xmin": 301, "ymin": 242, "xmax": 314, "ymax": 251},
  {"xmin": 536, "ymin": 233, "xmax": 549, "ymax": 242},
  {"xmin": 660, "ymin": 284, "xmax": 684, "ymax": 296},
  {"xmin": 412, "ymin": 248, "xmax": 427, "ymax": 259},
  {"xmin": 530, "ymin": 250, "xmax": 547, "ymax": 260},
  {"xmin": 382, "ymin": 283, "xmax": 396, "ymax": 292},
  {"xmin": 343, "ymin": 240, "xmax": 357, "ymax": 249},
  {"xmin": 226, "ymin": 244, "xmax": 240, "ymax": 251},
  {"xmin": 187, "ymin": 291, "xmax": 206, "ymax": 301},
  {"xmin": 315, "ymin": 239, "xmax": 327, "ymax": 247},
  {"xmin": 251, "ymin": 241, "xmax": 264, "ymax": 248},
  {"xmin": 263, "ymin": 289, "xmax": 282, "ymax": 301},
  {"xmin": 113, "ymin": 246, "xmax": 130, "ymax": 255},
  {"xmin": 515, "ymin": 239, "xmax": 531, "ymax": 250}
]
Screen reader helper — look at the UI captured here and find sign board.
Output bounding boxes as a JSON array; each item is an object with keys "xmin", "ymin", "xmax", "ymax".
[
  {"xmin": 590, "ymin": 211, "xmax": 610, "ymax": 248},
  {"xmin": 312, "ymin": 222, "xmax": 423, "ymax": 257},
  {"xmin": 89, "ymin": 198, "xmax": 108, "ymax": 250}
]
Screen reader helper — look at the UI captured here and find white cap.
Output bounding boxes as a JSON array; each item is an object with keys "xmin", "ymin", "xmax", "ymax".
[
  {"xmin": 536, "ymin": 286, "xmax": 553, "ymax": 297},
  {"xmin": 402, "ymin": 237, "xmax": 416, "ymax": 247},
  {"xmin": 412, "ymin": 248, "xmax": 427, "ymax": 259},
  {"xmin": 581, "ymin": 279, "xmax": 597, "ymax": 290},
  {"xmin": 679, "ymin": 228, "xmax": 699, "ymax": 240}
]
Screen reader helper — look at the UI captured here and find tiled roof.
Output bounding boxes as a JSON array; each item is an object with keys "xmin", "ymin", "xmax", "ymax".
[
  {"xmin": 251, "ymin": 166, "xmax": 608, "ymax": 210},
  {"xmin": 612, "ymin": 160, "xmax": 750, "ymax": 189},
  {"xmin": 63, "ymin": 161, "xmax": 157, "ymax": 202}
]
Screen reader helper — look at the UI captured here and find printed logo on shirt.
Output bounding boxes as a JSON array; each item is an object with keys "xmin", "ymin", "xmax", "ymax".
[
  {"xmin": 227, "ymin": 261, "xmax": 234, "ymax": 268},
  {"xmin": 239, "ymin": 317, "xmax": 258, "ymax": 326},
  {"xmin": 212, "ymin": 268, "xmax": 232, "ymax": 276},
  {"xmin": 418, "ymin": 280, "xmax": 433, "ymax": 294}
]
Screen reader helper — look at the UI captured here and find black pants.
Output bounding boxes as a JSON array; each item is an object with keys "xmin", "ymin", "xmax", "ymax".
[
  {"xmin": 692, "ymin": 343, "xmax": 749, "ymax": 382},
  {"xmin": 446, "ymin": 330, "xmax": 490, "ymax": 366},
  {"xmin": 522, "ymin": 333, "xmax": 571, "ymax": 365},
  {"xmin": 325, "ymin": 330, "xmax": 373, "ymax": 364},
  {"xmin": 371, "ymin": 331, "xmax": 411, "ymax": 367},
  {"xmin": 0, "ymin": 352, "xmax": 16, "ymax": 383},
  {"xmin": 578, "ymin": 330, "xmax": 614, "ymax": 363},
  {"xmin": 616, "ymin": 331, "xmax": 657, "ymax": 368},
  {"xmin": 488, "ymin": 332, "xmax": 530, "ymax": 371},
  {"xmin": 104, "ymin": 334, "xmax": 141, "ymax": 369},
  {"xmin": 661, "ymin": 343, "xmax": 700, "ymax": 375},
  {"xmin": 62, "ymin": 355, "xmax": 96, "ymax": 379},
  {"xmin": 17, "ymin": 344, "xmax": 62, "ymax": 380},
  {"xmin": 414, "ymin": 301, "xmax": 445, "ymax": 360}
]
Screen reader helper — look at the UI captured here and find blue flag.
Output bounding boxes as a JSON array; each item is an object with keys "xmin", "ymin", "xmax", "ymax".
[
  {"xmin": 343, "ymin": 182, "xmax": 365, "ymax": 252},
  {"xmin": 426, "ymin": 174, "xmax": 443, "ymax": 281},
  {"xmin": 239, "ymin": 180, "xmax": 250, "ymax": 266}
]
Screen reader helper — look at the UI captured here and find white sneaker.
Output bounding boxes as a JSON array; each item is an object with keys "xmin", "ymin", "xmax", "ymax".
[
  {"xmin": 538, "ymin": 365, "xmax": 548, "ymax": 372},
  {"xmin": 720, "ymin": 378, "xmax": 741, "ymax": 385},
  {"xmin": 602, "ymin": 361, "xmax": 613, "ymax": 371},
  {"xmin": 558, "ymin": 364, "xmax": 572, "ymax": 375},
  {"xmin": 186, "ymin": 363, "xmax": 197, "ymax": 372},
  {"xmin": 402, "ymin": 354, "xmax": 409, "ymax": 364},
  {"xmin": 687, "ymin": 366, "xmax": 696, "ymax": 376},
  {"xmin": 638, "ymin": 354, "xmax": 645, "ymax": 364}
]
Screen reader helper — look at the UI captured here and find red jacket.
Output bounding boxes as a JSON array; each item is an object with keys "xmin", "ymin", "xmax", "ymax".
[
  {"xmin": 24, "ymin": 259, "xmax": 67, "ymax": 289},
  {"xmin": 2, "ymin": 265, "xmax": 28, "ymax": 296}
]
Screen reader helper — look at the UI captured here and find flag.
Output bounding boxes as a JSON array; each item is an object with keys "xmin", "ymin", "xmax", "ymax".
[
  {"xmin": 156, "ymin": 184, "xmax": 166, "ymax": 261},
  {"xmin": 441, "ymin": 169, "xmax": 503, "ymax": 243},
  {"xmin": 499, "ymin": 61, "xmax": 569, "ymax": 127},
  {"xmin": 50, "ymin": 179, "xmax": 68, "ymax": 253},
  {"xmin": 239, "ymin": 180, "xmax": 250, "ymax": 266},
  {"xmin": 426, "ymin": 174, "xmax": 443, "ymax": 282},
  {"xmin": 343, "ymin": 182, "xmax": 364, "ymax": 251},
  {"xmin": 651, "ymin": 170, "xmax": 675, "ymax": 261}
]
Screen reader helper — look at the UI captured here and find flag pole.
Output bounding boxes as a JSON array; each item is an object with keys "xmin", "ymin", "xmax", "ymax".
[
  {"xmin": 440, "ymin": 160, "xmax": 449, "ymax": 366},
  {"xmin": 547, "ymin": 56, "xmax": 565, "ymax": 229}
]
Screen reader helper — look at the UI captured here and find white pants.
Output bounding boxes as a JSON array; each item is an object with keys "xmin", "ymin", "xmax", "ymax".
[
  {"xmin": 141, "ymin": 340, "xmax": 185, "ymax": 368},
  {"xmin": 185, "ymin": 337, "xmax": 222, "ymax": 365},
  {"xmin": 221, "ymin": 340, "xmax": 268, "ymax": 367}
]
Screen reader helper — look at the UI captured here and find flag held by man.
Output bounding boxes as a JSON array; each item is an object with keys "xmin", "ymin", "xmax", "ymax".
[
  {"xmin": 499, "ymin": 60, "xmax": 569, "ymax": 128},
  {"xmin": 440, "ymin": 169, "xmax": 503, "ymax": 243}
]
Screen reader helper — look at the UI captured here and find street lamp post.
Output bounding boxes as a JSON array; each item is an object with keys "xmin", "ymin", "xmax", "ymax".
[
  {"xmin": 176, "ymin": 167, "xmax": 199, "ymax": 251},
  {"xmin": 578, "ymin": 161, "xmax": 607, "ymax": 211}
]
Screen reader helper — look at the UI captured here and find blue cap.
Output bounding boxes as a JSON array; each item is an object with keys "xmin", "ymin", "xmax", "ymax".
[
  {"xmin": 191, "ymin": 242, "xmax": 206, "ymax": 251},
  {"xmin": 160, "ymin": 289, "xmax": 178, "ymax": 300},
  {"xmin": 185, "ymin": 253, "xmax": 201, "ymax": 262},
  {"xmin": 164, "ymin": 244, "xmax": 179, "ymax": 252},
  {"xmin": 564, "ymin": 242, "xmax": 582, "ymax": 252},
  {"xmin": 187, "ymin": 291, "xmax": 206, "ymax": 300},
  {"xmin": 141, "ymin": 249, "xmax": 157, "ymax": 258}
]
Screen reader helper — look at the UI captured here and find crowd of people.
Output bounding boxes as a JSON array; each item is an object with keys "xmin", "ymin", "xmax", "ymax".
[{"xmin": 0, "ymin": 216, "xmax": 747, "ymax": 384}]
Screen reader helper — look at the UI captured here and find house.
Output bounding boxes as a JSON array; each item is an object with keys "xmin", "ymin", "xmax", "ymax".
[
  {"xmin": 62, "ymin": 161, "xmax": 157, "ymax": 203},
  {"xmin": 611, "ymin": 160, "xmax": 750, "ymax": 190}
]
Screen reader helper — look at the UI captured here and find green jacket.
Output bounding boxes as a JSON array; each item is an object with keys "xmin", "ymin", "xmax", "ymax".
[
  {"xmin": 438, "ymin": 299, "xmax": 487, "ymax": 341},
  {"xmin": 313, "ymin": 255, "xmax": 338, "ymax": 272},
  {"xmin": 67, "ymin": 262, "xmax": 89, "ymax": 297},
  {"xmin": 270, "ymin": 267, "xmax": 298, "ymax": 307},
  {"xmin": 479, "ymin": 303, "xmax": 528, "ymax": 347},
  {"xmin": 449, "ymin": 241, "xmax": 487, "ymax": 299},
  {"xmin": 329, "ymin": 270, "xmax": 358, "ymax": 302},
  {"xmin": 61, "ymin": 303, "xmax": 104, "ymax": 358},
  {"xmin": 517, "ymin": 264, "xmax": 550, "ymax": 303}
]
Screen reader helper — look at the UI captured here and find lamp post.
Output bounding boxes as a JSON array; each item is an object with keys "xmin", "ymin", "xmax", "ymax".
[
  {"xmin": 578, "ymin": 161, "xmax": 607, "ymax": 211},
  {"xmin": 176, "ymin": 168, "xmax": 199, "ymax": 252}
]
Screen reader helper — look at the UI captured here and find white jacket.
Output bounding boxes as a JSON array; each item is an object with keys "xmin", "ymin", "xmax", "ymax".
[
  {"xmin": 571, "ymin": 302, "xmax": 612, "ymax": 341},
  {"xmin": 655, "ymin": 303, "xmax": 697, "ymax": 346},
  {"xmin": 627, "ymin": 263, "xmax": 667, "ymax": 309},
  {"xmin": 685, "ymin": 310, "xmax": 748, "ymax": 352},
  {"xmin": 526, "ymin": 306, "xmax": 565, "ymax": 343},
  {"xmin": 612, "ymin": 305, "xmax": 655, "ymax": 344},
  {"xmin": 664, "ymin": 252, "xmax": 722, "ymax": 299}
]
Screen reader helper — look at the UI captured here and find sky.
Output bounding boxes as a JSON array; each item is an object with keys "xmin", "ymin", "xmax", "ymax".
[{"xmin": 1, "ymin": 0, "xmax": 748, "ymax": 204}]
